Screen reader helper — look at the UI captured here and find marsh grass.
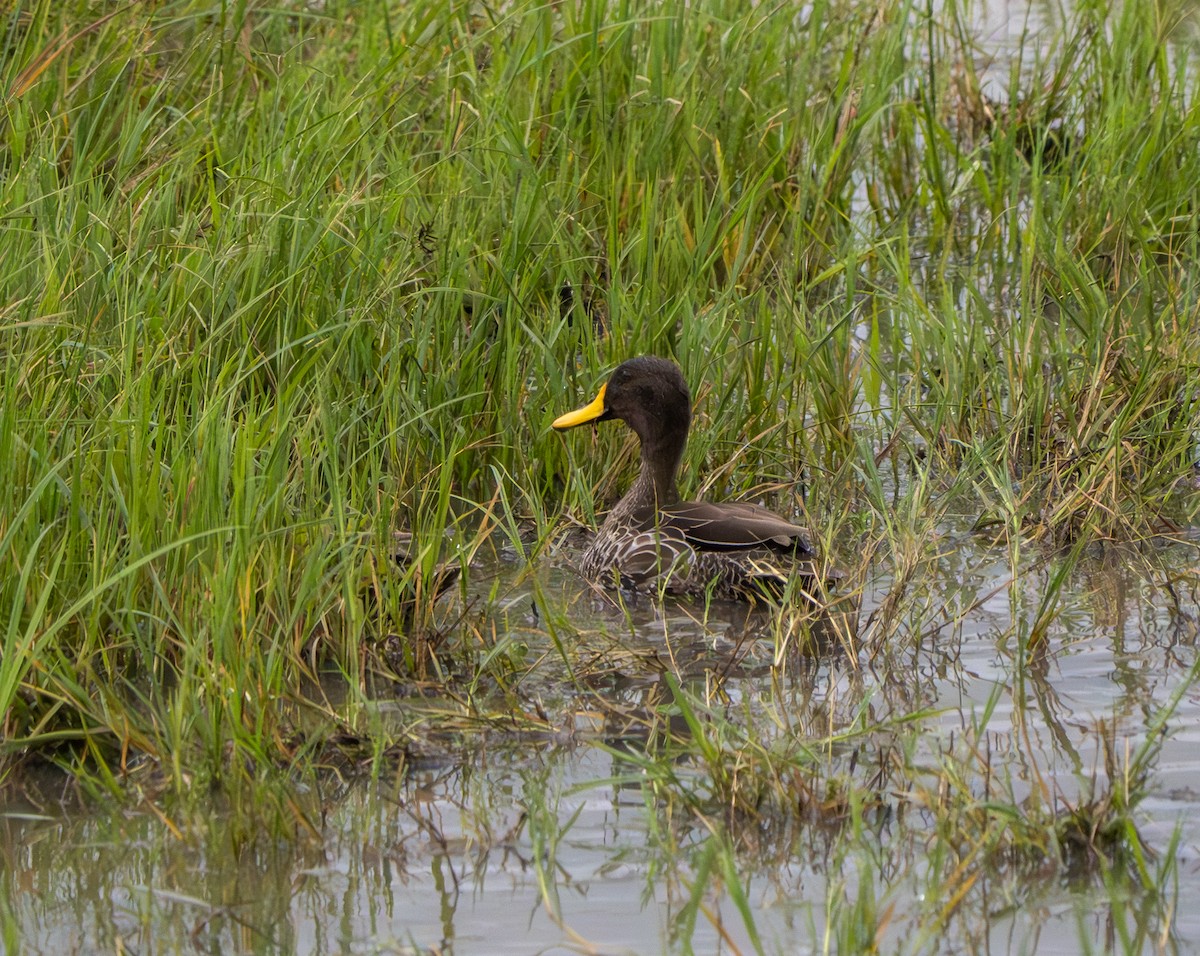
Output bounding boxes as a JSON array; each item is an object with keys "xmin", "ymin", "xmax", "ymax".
[{"xmin": 3, "ymin": 0, "xmax": 1200, "ymax": 949}]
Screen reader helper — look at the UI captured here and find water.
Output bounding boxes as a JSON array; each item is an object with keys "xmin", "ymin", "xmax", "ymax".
[{"xmin": 4, "ymin": 525, "xmax": 1199, "ymax": 953}]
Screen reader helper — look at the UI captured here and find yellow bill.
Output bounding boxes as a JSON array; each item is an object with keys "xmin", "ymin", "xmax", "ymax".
[{"xmin": 552, "ymin": 383, "xmax": 608, "ymax": 430}]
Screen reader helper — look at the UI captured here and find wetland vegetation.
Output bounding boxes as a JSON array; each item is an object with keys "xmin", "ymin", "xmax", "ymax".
[{"xmin": 3, "ymin": 0, "xmax": 1200, "ymax": 951}]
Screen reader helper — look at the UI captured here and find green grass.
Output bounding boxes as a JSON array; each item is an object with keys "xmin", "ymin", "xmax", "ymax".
[{"xmin": 2, "ymin": 0, "xmax": 1200, "ymax": 949}]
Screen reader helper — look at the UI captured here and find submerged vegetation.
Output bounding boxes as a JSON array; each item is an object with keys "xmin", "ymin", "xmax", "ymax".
[{"xmin": 3, "ymin": 0, "xmax": 1200, "ymax": 950}]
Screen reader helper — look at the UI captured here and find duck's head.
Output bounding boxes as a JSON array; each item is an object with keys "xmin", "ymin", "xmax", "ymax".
[
  {"xmin": 553, "ymin": 357, "xmax": 691, "ymax": 499},
  {"xmin": 553, "ymin": 356, "xmax": 691, "ymax": 443}
]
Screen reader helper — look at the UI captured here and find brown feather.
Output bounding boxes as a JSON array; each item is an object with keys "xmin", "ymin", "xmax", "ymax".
[{"xmin": 660, "ymin": 500, "xmax": 813, "ymax": 553}]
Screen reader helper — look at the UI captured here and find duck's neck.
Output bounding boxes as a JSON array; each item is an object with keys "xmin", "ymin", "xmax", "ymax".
[{"xmin": 615, "ymin": 432, "xmax": 684, "ymax": 518}]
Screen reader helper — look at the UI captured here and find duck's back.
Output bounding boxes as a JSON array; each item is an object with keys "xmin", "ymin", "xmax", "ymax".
[{"xmin": 659, "ymin": 500, "xmax": 814, "ymax": 553}]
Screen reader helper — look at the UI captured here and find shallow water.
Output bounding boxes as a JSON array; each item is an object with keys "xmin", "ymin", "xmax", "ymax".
[{"xmin": 4, "ymin": 523, "xmax": 1200, "ymax": 954}]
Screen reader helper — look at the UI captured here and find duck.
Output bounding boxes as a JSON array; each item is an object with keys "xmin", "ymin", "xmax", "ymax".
[{"xmin": 552, "ymin": 356, "xmax": 819, "ymax": 599}]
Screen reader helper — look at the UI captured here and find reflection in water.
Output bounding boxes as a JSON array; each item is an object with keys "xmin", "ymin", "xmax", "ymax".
[{"xmin": 0, "ymin": 748, "xmax": 771, "ymax": 954}]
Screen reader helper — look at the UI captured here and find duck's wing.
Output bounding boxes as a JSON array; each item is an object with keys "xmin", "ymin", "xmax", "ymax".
[{"xmin": 660, "ymin": 500, "xmax": 814, "ymax": 554}]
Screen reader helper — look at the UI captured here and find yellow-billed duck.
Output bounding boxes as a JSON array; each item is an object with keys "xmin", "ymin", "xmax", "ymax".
[{"xmin": 553, "ymin": 356, "xmax": 818, "ymax": 599}]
